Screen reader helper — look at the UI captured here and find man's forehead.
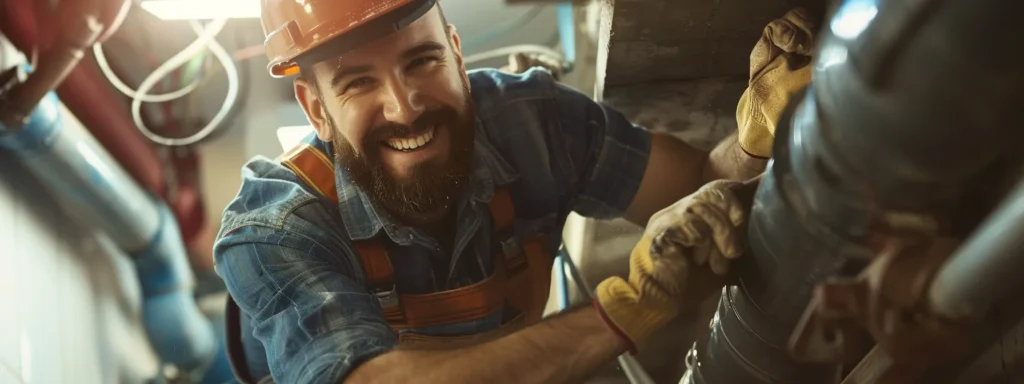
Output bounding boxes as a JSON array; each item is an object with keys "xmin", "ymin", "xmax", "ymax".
[{"xmin": 313, "ymin": 6, "xmax": 447, "ymax": 72}]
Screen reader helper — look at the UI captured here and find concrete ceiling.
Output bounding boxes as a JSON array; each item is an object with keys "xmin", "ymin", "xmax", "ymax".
[{"xmin": 603, "ymin": 0, "xmax": 828, "ymax": 87}]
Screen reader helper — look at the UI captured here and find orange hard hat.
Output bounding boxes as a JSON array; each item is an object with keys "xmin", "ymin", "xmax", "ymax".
[{"xmin": 261, "ymin": 0, "xmax": 436, "ymax": 77}]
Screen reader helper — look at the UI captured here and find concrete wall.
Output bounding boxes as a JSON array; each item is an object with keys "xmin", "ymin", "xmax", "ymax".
[{"xmin": 601, "ymin": 0, "xmax": 825, "ymax": 86}]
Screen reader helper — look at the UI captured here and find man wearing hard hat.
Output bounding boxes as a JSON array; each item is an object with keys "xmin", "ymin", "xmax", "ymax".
[{"xmin": 215, "ymin": 1, "xmax": 815, "ymax": 383}]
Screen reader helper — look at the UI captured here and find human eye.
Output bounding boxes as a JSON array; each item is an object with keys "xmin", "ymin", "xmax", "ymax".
[
  {"xmin": 407, "ymin": 56, "xmax": 440, "ymax": 71},
  {"xmin": 344, "ymin": 77, "xmax": 375, "ymax": 92}
]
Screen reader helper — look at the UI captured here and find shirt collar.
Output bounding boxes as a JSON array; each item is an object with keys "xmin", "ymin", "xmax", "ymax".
[{"xmin": 332, "ymin": 120, "xmax": 519, "ymax": 245}]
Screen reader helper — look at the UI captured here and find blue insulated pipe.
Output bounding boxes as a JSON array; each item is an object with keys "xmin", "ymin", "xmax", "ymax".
[{"xmin": 0, "ymin": 71, "xmax": 224, "ymax": 377}]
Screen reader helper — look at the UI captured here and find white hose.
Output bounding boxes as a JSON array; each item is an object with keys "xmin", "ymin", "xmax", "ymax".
[
  {"xmin": 131, "ymin": 19, "xmax": 240, "ymax": 147},
  {"xmin": 93, "ymin": 43, "xmax": 202, "ymax": 102},
  {"xmin": 462, "ymin": 44, "xmax": 564, "ymax": 66}
]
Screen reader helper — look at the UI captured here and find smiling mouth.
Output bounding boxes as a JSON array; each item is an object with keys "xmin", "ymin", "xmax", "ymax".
[{"xmin": 383, "ymin": 125, "xmax": 436, "ymax": 152}]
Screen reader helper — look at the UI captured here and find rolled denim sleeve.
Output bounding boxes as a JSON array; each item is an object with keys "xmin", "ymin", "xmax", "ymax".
[
  {"xmin": 552, "ymin": 82, "xmax": 652, "ymax": 219},
  {"xmin": 215, "ymin": 224, "xmax": 397, "ymax": 384}
]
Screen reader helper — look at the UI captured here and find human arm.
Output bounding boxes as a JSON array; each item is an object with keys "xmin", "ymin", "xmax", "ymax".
[
  {"xmin": 215, "ymin": 223, "xmax": 398, "ymax": 384},
  {"xmin": 544, "ymin": 81, "xmax": 723, "ymax": 226},
  {"xmin": 349, "ymin": 180, "xmax": 763, "ymax": 383},
  {"xmin": 546, "ymin": 81, "xmax": 763, "ymax": 226},
  {"xmin": 348, "ymin": 306, "xmax": 624, "ymax": 384},
  {"xmin": 218, "ymin": 177, "xmax": 754, "ymax": 384},
  {"xmin": 623, "ymin": 131, "xmax": 759, "ymax": 227},
  {"xmin": 618, "ymin": 8, "xmax": 819, "ymax": 226}
]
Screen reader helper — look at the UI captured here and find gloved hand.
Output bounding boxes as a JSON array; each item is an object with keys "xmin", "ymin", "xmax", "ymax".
[
  {"xmin": 594, "ymin": 180, "xmax": 749, "ymax": 352},
  {"xmin": 737, "ymin": 7, "xmax": 818, "ymax": 158}
]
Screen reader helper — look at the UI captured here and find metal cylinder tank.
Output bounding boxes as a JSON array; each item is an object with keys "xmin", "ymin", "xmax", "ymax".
[{"xmin": 683, "ymin": 0, "xmax": 1024, "ymax": 381}]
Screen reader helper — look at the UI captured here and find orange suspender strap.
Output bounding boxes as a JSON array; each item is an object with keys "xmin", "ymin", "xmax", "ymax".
[
  {"xmin": 359, "ymin": 187, "xmax": 548, "ymax": 330},
  {"xmin": 278, "ymin": 144, "xmax": 551, "ymax": 329},
  {"xmin": 279, "ymin": 144, "xmax": 340, "ymax": 204},
  {"xmin": 354, "ymin": 240, "xmax": 509, "ymax": 329},
  {"xmin": 489, "ymin": 188, "xmax": 527, "ymax": 274},
  {"xmin": 489, "ymin": 188, "xmax": 553, "ymax": 324}
]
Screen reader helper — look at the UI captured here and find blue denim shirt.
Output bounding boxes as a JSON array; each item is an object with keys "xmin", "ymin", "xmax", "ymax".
[{"xmin": 214, "ymin": 68, "xmax": 651, "ymax": 384}]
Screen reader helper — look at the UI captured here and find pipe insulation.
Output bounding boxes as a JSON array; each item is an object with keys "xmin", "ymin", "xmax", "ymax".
[
  {"xmin": 929, "ymin": 176, "xmax": 1024, "ymax": 319},
  {"xmin": 0, "ymin": 0, "xmax": 168, "ymax": 196},
  {"xmin": 0, "ymin": 73, "xmax": 223, "ymax": 375},
  {"xmin": 683, "ymin": 0, "xmax": 1024, "ymax": 382}
]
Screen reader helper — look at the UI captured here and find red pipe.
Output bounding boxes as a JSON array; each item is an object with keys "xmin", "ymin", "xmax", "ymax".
[
  {"xmin": 170, "ymin": 148, "xmax": 206, "ymax": 245},
  {"xmin": 2, "ymin": 0, "xmax": 167, "ymax": 196},
  {"xmin": 59, "ymin": 66, "xmax": 170, "ymax": 195}
]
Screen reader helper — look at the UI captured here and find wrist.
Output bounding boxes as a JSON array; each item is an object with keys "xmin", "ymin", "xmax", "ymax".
[{"xmin": 592, "ymin": 298, "xmax": 637, "ymax": 355}]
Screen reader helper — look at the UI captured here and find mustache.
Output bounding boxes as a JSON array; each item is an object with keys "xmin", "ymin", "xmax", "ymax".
[{"xmin": 364, "ymin": 107, "xmax": 460, "ymax": 145}]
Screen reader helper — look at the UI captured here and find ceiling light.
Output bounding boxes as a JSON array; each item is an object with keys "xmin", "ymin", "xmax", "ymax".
[{"xmin": 140, "ymin": 0, "xmax": 260, "ymax": 20}]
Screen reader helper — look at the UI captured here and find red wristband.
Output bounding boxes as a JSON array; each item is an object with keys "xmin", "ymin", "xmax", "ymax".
[{"xmin": 592, "ymin": 298, "xmax": 637, "ymax": 355}]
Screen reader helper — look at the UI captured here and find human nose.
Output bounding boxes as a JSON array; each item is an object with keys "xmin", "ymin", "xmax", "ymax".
[{"xmin": 380, "ymin": 76, "xmax": 424, "ymax": 125}]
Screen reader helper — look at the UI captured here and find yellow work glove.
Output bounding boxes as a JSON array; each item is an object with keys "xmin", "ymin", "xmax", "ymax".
[
  {"xmin": 594, "ymin": 180, "xmax": 748, "ymax": 352},
  {"xmin": 737, "ymin": 7, "xmax": 818, "ymax": 158}
]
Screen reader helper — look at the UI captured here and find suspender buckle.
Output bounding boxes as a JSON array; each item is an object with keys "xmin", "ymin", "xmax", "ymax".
[
  {"xmin": 500, "ymin": 237, "xmax": 523, "ymax": 260},
  {"xmin": 373, "ymin": 285, "xmax": 400, "ymax": 308},
  {"xmin": 499, "ymin": 235, "xmax": 528, "ymax": 274}
]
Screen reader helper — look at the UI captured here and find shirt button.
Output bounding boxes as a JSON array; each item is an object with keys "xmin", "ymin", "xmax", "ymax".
[{"xmin": 408, "ymin": 233, "xmax": 414, "ymax": 240}]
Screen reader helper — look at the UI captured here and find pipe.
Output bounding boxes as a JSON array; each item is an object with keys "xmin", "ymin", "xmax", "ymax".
[
  {"xmin": 929, "ymin": 177, "xmax": 1024, "ymax": 318},
  {"xmin": 0, "ymin": 13, "xmax": 103, "ymax": 129},
  {"xmin": 57, "ymin": 65, "xmax": 169, "ymax": 196},
  {"xmin": 683, "ymin": 0, "xmax": 1024, "ymax": 382},
  {"xmin": 0, "ymin": 0, "xmax": 166, "ymax": 197},
  {"xmin": 0, "ymin": 0, "xmax": 211, "ymax": 248},
  {"xmin": 0, "ymin": 0, "xmax": 223, "ymax": 376},
  {"xmin": 0, "ymin": 69, "xmax": 230, "ymax": 380}
]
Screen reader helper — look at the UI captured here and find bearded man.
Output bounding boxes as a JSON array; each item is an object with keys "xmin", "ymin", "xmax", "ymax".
[{"xmin": 214, "ymin": 1, "xmax": 792, "ymax": 383}]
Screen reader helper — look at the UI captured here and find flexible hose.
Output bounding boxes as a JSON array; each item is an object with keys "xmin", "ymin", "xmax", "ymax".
[
  {"xmin": 92, "ymin": 42, "xmax": 202, "ymax": 102},
  {"xmin": 130, "ymin": 19, "xmax": 239, "ymax": 146},
  {"xmin": 462, "ymin": 44, "xmax": 564, "ymax": 66}
]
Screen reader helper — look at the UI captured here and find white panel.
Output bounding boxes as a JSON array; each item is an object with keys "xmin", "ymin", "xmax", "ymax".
[
  {"xmin": 0, "ymin": 162, "xmax": 159, "ymax": 383},
  {"xmin": 0, "ymin": 177, "xmax": 21, "ymax": 382},
  {"xmin": 16, "ymin": 189, "xmax": 63, "ymax": 384},
  {"xmin": 0, "ymin": 31, "xmax": 159, "ymax": 384},
  {"xmin": 0, "ymin": 362, "xmax": 22, "ymax": 384}
]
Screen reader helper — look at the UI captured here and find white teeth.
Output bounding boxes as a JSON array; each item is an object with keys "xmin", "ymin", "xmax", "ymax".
[{"xmin": 386, "ymin": 126, "xmax": 435, "ymax": 151}]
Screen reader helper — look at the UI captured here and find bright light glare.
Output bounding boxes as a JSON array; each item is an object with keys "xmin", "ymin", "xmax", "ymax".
[
  {"xmin": 277, "ymin": 125, "xmax": 315, "ymax": 152},
  {"xmin": 830, "ymin": 0, "xmax": 879, "ymax": 40},
  {"xmin": 140, "ymin": 0, "xmax": 260, "ymax": 20},
  {"xmin": 816, "ymin": 45, "xmax": 849, "ymax": 71}
]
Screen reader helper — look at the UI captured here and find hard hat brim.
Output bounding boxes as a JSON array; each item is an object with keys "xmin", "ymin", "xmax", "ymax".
[{"xmin": 266, "ymin": 0, "xmax": 436, "ymax": 77}]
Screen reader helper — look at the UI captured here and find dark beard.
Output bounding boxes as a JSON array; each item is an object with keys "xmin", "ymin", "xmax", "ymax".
[{"xmin": 330, "ymin": 86, "xmax": 475, "ymax": 224}]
